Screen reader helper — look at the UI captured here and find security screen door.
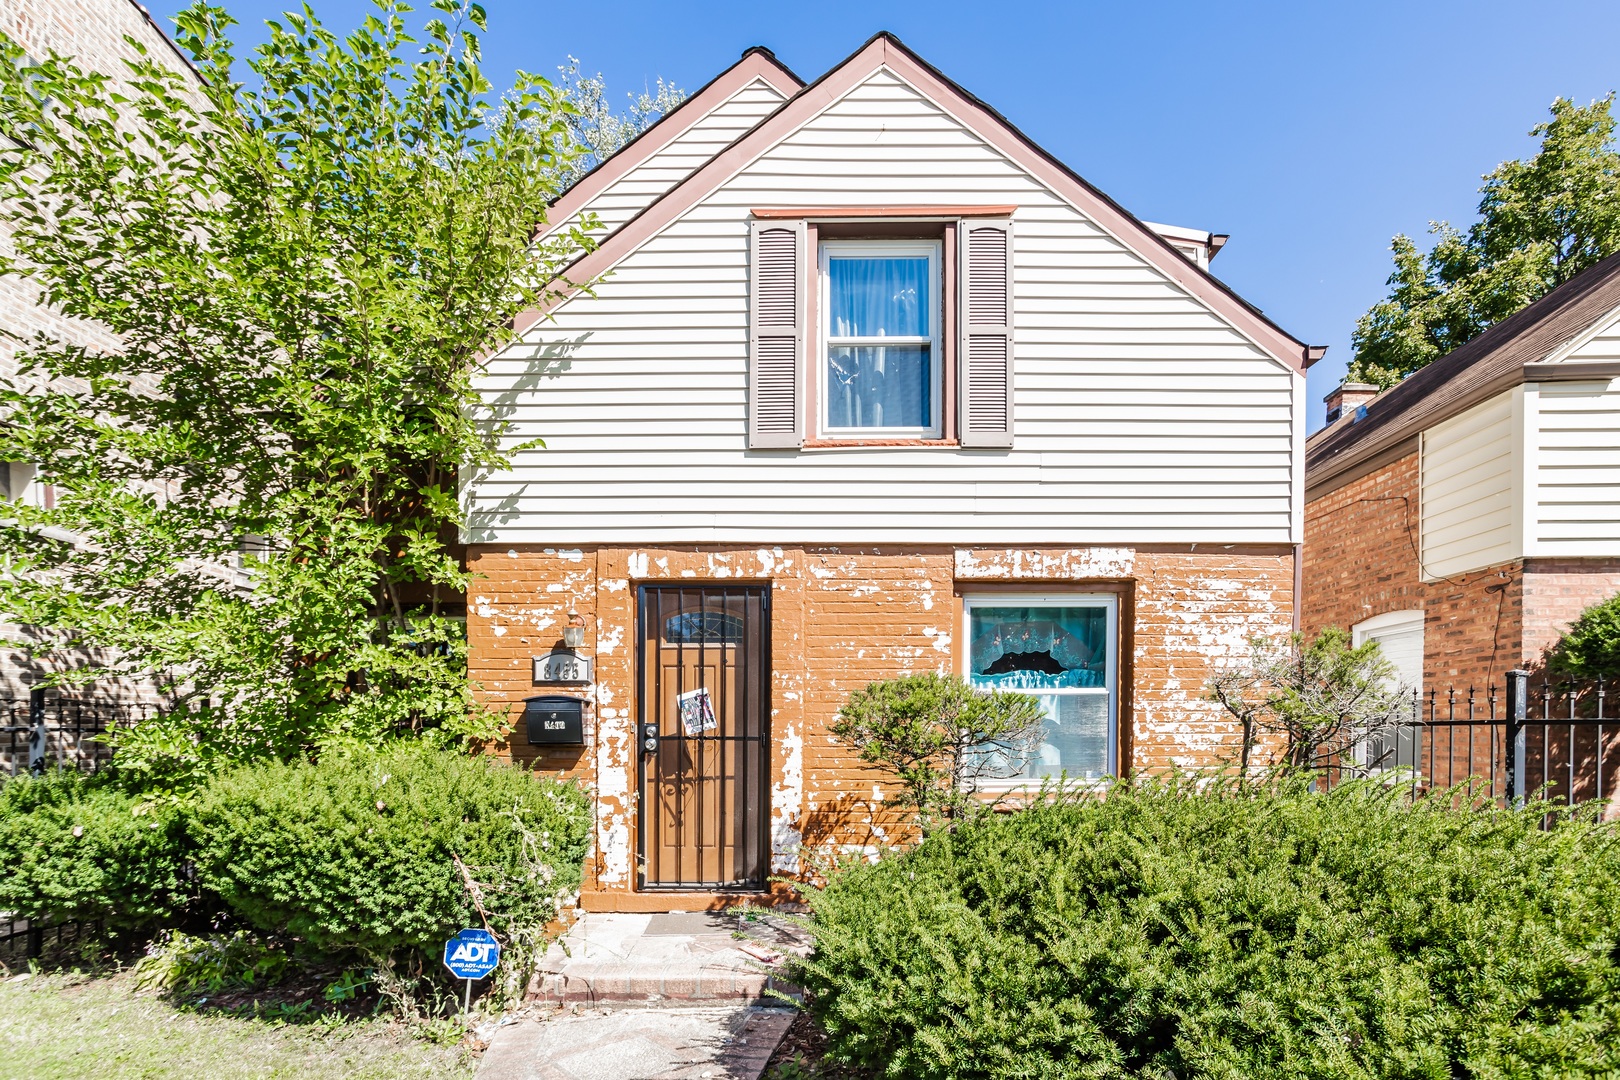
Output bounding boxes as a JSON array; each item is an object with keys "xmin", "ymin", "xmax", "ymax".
[{"xmin": 636, "ymin": 586, "xmax": 769, "ymax": 889}]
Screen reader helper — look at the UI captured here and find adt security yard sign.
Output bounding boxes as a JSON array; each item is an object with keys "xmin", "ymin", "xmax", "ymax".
[{"xmin": 444, "ymin": 928, "xmax": 500, "ymax": 1012}]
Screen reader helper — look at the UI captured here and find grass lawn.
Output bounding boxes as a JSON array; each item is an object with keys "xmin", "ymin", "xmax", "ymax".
[{"xmin": 0, "ymin": 969, "xmax": 476, "ymax": 1080}]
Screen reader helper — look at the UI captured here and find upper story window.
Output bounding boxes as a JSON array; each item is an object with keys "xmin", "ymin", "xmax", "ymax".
[
  {"xmin": 819, "ymin": 240, "xmax": 942, "ymax": 439},
  {"xmin": 747, "ymin": 213, "xmax": 1013, "ymax": 451}
]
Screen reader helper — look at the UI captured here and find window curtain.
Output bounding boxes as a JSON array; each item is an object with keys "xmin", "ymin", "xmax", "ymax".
[
  {"xmin": 826, "ymin": 256, "xmax": 931, "ymax": 429},
  {"xmin": 828, "ymin": 256, "xmax": 929, "ymax": 337},
  {"xmin": 969, "ymin": 606, "xmax": 1107, "ymax": 690}
]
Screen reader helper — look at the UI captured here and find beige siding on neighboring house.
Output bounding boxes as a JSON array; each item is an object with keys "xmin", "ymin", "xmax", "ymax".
[
  {"xmin": 551, "ymin": 79, "xmax": 789, "ymax": 238},
  {"xmin": 471, "ymin": 68, "xmax": 1298, "ymax": 546},
  {"xmin": 1420, "ymin": 388, "xmax": 1522, "ymax": 580},
  {"xmin": 1531, "ymin": 377, "xmax": 1620, "ymax": 555}
]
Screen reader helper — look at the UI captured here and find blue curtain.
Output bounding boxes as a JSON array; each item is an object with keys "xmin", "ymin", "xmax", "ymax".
[
  {"xmin": 826, "ymin": 256, "xmax": 931, "ymax": 429},
  {"xmin": 828, "ymin": 256, "xmax": 929, "ymax": 336}
]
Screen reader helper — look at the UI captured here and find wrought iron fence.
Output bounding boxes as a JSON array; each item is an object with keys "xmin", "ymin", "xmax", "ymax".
[
  {"xmin": 1, "ymin": 690, "xmax": 151, "ymax": 960},
  {"xmin": 0, "ymin": 689, "xmax": 148, "ymax": 777},
  {"xmin": 1323, "ymin": 670, "xmax": 1620, "ymax": 812}
]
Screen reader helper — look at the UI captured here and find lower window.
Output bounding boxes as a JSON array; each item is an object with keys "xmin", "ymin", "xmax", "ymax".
[{"xmin": 964, "ymin": 596, "xmax": 1117, "ymax": 782}]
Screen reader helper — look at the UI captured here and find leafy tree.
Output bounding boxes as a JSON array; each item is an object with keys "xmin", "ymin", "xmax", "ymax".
[
  {"xmin": 1545, "ymin": 592, "xmax": 1620, "ymax": 677},
  {"xmin": 551, "ymin": 56, "xmax": 685, "ymax": 189},
  {"xmin": 830, "ymin": 672, "xmax": 1045, "ymax": 830},
  {"xmin": 1349, "ymin": 95, "xmax": 1620, "ymax": 387},
  {"xmin": 1208, "ymin": 627, "xmax": 1411, "ymax": 772},
  {"xmin": 0, "ymin": 0, "xmax": 593, "ymax": 788}
]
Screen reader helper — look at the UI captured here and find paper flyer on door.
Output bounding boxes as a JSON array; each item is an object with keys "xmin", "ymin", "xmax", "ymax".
[{"xmin": 677, "ymin": 687, "xmax": 718, "ymax": 735}]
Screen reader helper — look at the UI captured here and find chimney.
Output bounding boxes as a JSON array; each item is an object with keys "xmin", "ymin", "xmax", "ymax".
[{"xmin": 1323, "ymin": 381, "xmax": 1380, "ymax": 426}]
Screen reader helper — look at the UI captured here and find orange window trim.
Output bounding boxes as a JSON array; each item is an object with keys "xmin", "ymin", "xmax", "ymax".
[{"xmin": 753, "ymin": 204, "xmax": 1017, "ymax": 219}]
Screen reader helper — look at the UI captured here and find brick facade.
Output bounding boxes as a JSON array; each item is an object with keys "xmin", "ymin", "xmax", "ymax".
[
  {"xmin": 0, "ymin": 0, "xmax": 197, "ymax": 698},
  {"xmin": 1303, "ymin": 450, "xmax": 1527, "ymax": 690},
  {"xmin": 0, "ymin": 0, "xmax": 197, "ymax": 380},
  {"xmin": 468, "ymin": 543, "xmax": 1295, "ymax": 909},
  {"xmin": 1305, "ymin": 450, "xmax": 1620, "ymax": 689}
]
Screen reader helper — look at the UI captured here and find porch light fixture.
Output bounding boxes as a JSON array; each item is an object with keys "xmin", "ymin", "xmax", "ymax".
[{"xmin": 562, "ymin": 611, "xmax": 586, "ymax": 650}]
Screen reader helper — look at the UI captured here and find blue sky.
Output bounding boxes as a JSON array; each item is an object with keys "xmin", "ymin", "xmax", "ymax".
[{"xmin": 156, "ymin": 0, "xmax": 1620, "ymax": 430}]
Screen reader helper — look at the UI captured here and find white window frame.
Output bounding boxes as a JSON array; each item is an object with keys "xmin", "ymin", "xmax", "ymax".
[
  {"xmin": 962, "ymin": 594, "xmax": 1118, "ymax": 788},
  {"xmin": 818, "ymin": 239, "xmax": 942, "ymax": 439},
  {"xmin": 1351, "ymin": 608, "xmax": 1425, "ymax": 775}
]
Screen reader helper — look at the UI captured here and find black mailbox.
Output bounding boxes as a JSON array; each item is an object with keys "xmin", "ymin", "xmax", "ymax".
[{"xmin": 524, "ymin": 695, "xmax": 585, "ymax": 746}]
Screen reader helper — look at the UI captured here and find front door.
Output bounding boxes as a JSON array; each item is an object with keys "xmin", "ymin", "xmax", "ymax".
[{"xmin": 637, "ymin": 585, "xmax": 770, "ymax": 890}]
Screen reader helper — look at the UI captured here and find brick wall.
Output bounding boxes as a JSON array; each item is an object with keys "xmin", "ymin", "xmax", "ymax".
[
  {"xmin": 0, "ymin": 0, "xmax": 198, "ymax": 380},
  {"xmin": 468, "ymin": 543, "xmax": 1295, "ymax": 908},
  {"xmin": 1304, "ymin": 450, "xmax": 1525, "ymax": 690},
  {"xmin": 0, "ymin": 1, "xmax": 199, "ymax": 697},
  {"xmin": 1520, "ymin": 559, "xmax": 1620, "ymax": 664}
]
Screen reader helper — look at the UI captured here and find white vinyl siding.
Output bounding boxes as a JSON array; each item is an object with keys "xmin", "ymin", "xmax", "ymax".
[
  {"xmin": 1419, "ymin": 388, "xmax": 1522, "ymax": 580},
  {"xmin": 557, "ymin": 79, "xmax": 789, "ymax": 238},
  {"xmin": 1529, "ymin": 377, "xmax": 1620, "ymax": 554},
  {"xmin": 470, "ymin": 68, "xmax": 1298, "ymax": 545},
  {"xmin": 1552, "ymin": 306, "xmax": 1620, "ymax": 364}
]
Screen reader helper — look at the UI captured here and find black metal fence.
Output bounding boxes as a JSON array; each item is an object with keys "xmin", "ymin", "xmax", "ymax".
[
  {"xmin": 1, "ymin": 690, "xmax": 148, "ymax": 961},
  {"xmin": 0, "ymin": 689, "xmax": 148, "ymax": 778},
  {"xmin": 1324, "ymin": 670, "xmax": 1620, "ymax": 811}
]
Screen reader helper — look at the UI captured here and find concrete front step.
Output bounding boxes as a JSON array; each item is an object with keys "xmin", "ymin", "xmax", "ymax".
[
  {"xmin": 531, "ymin": 964, "xmax": 799, "ymax": 1006},
  {"xmin": 529, "ymin": 911, "xmax": 809, "ymax": 1008}
]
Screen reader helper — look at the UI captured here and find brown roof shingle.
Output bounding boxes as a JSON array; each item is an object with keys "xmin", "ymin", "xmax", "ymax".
[{"xmin": 1306, "ymin": 251, "xmax": 1620, "ymax": 495}]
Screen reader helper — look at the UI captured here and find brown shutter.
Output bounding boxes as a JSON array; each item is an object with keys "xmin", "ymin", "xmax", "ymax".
[
  {"xmin": 747, "ymin": 219, "xmax": 806, "ymax": 449},
  {"xmin": 958, "ymin": 218, "xmax": 1014, "ymax": 448}
]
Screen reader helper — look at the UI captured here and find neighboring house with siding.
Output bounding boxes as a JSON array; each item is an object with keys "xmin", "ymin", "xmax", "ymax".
[
  {"xmin": 463, "ymin": 34, "xmax": 1318, "ymax": 911},
  {"xmin": 1304, "ymin": 252, "xmax": 1620, "ymax": 697},
  {"xmin": 0, "ymin": 0, "xmax": 201, "ymax": 701}
]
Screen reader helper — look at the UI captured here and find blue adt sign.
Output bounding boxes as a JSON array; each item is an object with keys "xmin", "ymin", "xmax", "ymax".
[{"xmin": 443, "ymin": 928, "xmax": 500, "ymax": 980}]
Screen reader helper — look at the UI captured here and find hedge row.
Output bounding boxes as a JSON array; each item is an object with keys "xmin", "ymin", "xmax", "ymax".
[
  {"xmin": 796, "ymin": 778, "xmax": 1620, "ymax": 1080},
  {"xmin": 0, "ymin": 746, "xmax": 590, "ymax": 956}
]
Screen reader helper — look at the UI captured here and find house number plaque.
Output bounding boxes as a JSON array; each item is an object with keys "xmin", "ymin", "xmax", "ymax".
[{"xmin": 534, "ymin": 651, "xmax": 592, "ymax": 685}]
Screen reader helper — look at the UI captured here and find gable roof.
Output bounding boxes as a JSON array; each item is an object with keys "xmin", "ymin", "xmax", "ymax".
[
  {"xmin": 515, "ymin": 32, "xmax": 1314, "ymax": 372},
  {"xmin": 1306, "ymin": 251, "xmax": 1620, "ymax": 497},
  {"xmin": 539, "ymin": 46, "xmax": 804, "ymax": 238}
]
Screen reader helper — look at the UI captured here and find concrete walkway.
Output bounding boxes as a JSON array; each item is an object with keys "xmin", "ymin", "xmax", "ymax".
[
  {"xmin": 476, "ymin": 1007, "xmax": 796, "ymax": 1080},
  {"xmin": 477, "ymin": 911, "xmax": 811, "ymax": 1080}
]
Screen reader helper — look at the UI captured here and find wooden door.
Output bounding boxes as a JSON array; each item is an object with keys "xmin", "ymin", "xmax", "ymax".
[{"xmin": 637, "ymin": 586, "xmax": 769, "ymax": 889}]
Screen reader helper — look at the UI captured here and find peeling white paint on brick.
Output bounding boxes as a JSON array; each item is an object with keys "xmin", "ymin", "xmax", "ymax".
[
  {"xmin": 627, "ymin": 552, "xmax": 649, "ymax": 578},
  {"xmin": 771, "ymin": 722, "xmax": 804, "ymax": 873},
  {"xmin": 954, "ymin": 547, "xmax": 1136, "ymax": 579},
  {"xmin": 594, "ymin": 709, "xmax": 634, "ymax": 884},
  {"xmin": 598, "ymin": 624, "xmax": 626, "ymax": 656},
  {"xmin": 492, "ymin": 624, "xmax": 507, "ymax": 637},
  {"xmin": 922, "ymin": 627, "xmax": 951, "ymax": 653},
  {"xmin": 601, "ymin": 578, "xmax": 628, "ymax": 592}
]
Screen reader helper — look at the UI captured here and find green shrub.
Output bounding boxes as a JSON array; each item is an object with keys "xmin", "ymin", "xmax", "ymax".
[
  {"xmin": 1547, "ymin": 591, "xmax": 1620, "ymax": 676},
  {"xmin": 831, "ymin": 673, "xmax": 1044, "ymax": 829},
  {"xmin": 0, "ymin": 769, "xmax": 191, "ymax": 929},
  {"xmin": 796, "ymin": 777, "xmax": 1620, "ymax": 1079},
  {"xmin": 188, "ymin": 746, "xmax": 589, "ymax": 956}
]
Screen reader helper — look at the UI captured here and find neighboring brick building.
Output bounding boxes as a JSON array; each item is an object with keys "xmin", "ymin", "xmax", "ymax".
[
  {"xmin": 464, "ymin": 35, "xmax": 1318, "ymax": 909},
  {"xmin": 1305, "ymin": 253, "xmax": 1620, "ymax": 696},
  {"xmin": 0, "ymin": 0, "xmax": 200, "ymax": 698}
]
